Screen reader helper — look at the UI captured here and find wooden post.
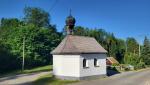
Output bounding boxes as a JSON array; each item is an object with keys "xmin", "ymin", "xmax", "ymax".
[{"xmin": 22, "ymin": 36, "xmax": 25, "ymax": 71}]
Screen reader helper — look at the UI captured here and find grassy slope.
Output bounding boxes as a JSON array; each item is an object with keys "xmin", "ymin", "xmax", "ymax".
[
  {"xmin": 0, "ymin": 65, "xmax": 52, "ymax": 77},
  {"xmin": 33, "ymin": 74, "xmax": 77, "ymax": 85},
  {"xmin": 1, "ymin": 65, "xmax": 77, "ymax": 85},
  {"xmin": 22, "ymin": 65, "xmax": 52, "ymax": 74}
]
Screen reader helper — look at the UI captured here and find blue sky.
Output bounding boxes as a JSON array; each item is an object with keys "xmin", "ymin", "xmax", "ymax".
[{"xmin": 0, "ymin": 0, "xmax": 150, "ymax": 44}]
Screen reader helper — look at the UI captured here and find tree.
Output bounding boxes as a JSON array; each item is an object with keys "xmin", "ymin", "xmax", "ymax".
[
  {"xmin": 73, "ymin": 26, "xmax": 125, "ymax": 63},
  {"xmin": 105, "ymin": 33, "xmax": 117, "ymax": 57},
  {"xmin": 123, "ymin": 37, "xmax": 144, "ymax": 68},
  {"xmin": 0, "ymin": 18, "xmax": 23, "ymax": 28},
  {"xmin": 126, "ymin": 37, "xmax": 139, "ymax": 54},
  {"xmin": 141, "ymin": 36, "xmax": 150, "ymax": 65},
  {"xmin": 74, "ymin": 26, "xmax": 88, "ymax": 36},
  {"xmin": 0, "ymin": 7, "xmax": 62, "ymax": 72},
  {"xmin": 24, "ymin": 7, "xmax": 50, "ymax": 27},
  {"xmin": 0, "ymin": 42, "xmax": 21, "ymax": 73},
  {"xmin": 115, "ymin": 39, "xmax": 126, "ymax": 63},
  {"xmin": 124, "ymin": 53, "xmax": 145, "ymax": 69},
  {"xmin": 0, "ymin": 18, "xmax": 23, "ymax": 47}
]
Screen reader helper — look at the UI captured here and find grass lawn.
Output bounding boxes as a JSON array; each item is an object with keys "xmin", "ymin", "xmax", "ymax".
[
  {"xmin": 33, "ymin": 74, "xmax": 78, "ymax": 85},
  {"xmin": 22, "ymin": 65, "xmax": 52, "ymax": 74},
  {"xmin": 0, "ymin": 65, "xmax": 52, "ymax": 77}
]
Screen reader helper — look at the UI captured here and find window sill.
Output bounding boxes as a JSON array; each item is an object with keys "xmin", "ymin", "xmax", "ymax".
[
  {"xmin": 83, "ymin": 67, "xmax": 89, "ymax": 69},
  {"xmin": 94, "ymin": 66, "xmax": 100, "ymax": 67}
]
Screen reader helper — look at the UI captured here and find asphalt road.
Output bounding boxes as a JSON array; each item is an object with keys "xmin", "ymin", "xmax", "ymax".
[
  {"xmin": 70, "ymin": 68, "xmax": 150, "ymax": 85},
  {"xmin": 0, "ymin": 69, "xmax": 149, "ymax": 85}
]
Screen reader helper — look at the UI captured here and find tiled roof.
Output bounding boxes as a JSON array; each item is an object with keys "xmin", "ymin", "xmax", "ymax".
[
  {"xmin": 51, "ymin": 35, "xmax": 107, "ymax": 54},
  {"xmin": 106, "ymin": 57, "xmax": 119, "ymax": 64}
]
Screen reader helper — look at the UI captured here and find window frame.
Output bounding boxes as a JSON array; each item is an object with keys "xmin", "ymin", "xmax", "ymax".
[
  {"xmin": 83, "ymin": 59, "xmax": 89, "ymax": 68},
  {"xmin": 94, "ymin": 58, "xmax": 99, "ymax": 67}
]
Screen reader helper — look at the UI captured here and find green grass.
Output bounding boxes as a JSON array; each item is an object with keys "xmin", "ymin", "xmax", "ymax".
[
  {"xmin": 33, "ymin": 74, "xmax": 78, "ymax": 85},
  {"xmin": 1, "ymin": 65, "xmax": 77, "ymax": 85},
  {"xmin": 22, "ymin": 65, "xmax": 52, "ymax": 74},
  {"xmin": 0, "ymin": 65, "xmax": 52, "ymax": 77}
]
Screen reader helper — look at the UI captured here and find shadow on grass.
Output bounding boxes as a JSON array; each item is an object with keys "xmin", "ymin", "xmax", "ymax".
[
  {"xmin": 33, "ymin": 75, "xmax": 77, "ymax": 85},
  {"xmin": 23, "ymin": 67, "xmax": 52, "ymax": 74}
]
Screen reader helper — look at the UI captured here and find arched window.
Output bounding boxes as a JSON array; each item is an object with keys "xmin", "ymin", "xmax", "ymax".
[
  {"xmin": 83, "ymin": 59, "xmax": 88, "ymax": 68},
  {"xmin": 94, "ymin": 58, "xmax": 99, "ymax": 67}
]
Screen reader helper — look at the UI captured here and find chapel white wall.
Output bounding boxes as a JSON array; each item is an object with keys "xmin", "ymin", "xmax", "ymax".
[
  {"xmin": 79, "ymin": 54, "xmax": 107, "ymax": 77},
  {"xmin": 53, "ymin": 55, "xmax": 80, "ymax": 77}
]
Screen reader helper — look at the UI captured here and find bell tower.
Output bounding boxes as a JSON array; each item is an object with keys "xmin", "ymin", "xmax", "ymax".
[{"xmin": 65, "ymin": 10, "xmax": 76, "ymax": 35}]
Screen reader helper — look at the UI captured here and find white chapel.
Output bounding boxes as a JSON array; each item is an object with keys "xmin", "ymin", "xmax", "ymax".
[{"xmin": 51, "ymin": 14, "xmax": 107, "ymax": 80}]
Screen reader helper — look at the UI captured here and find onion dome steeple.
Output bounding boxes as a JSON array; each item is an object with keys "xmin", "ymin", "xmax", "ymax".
[{"xmin": 65, "ymin": 10, "xmax": 76, "ymax": 35}]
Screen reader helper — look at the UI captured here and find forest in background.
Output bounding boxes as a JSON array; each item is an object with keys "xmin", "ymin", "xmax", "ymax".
[{"xmin": 0, "ymin": 7, "xmax": 150, "ymax": 73}]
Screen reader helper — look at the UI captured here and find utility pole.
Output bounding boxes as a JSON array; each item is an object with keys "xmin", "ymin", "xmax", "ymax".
[
  {"xmin": 139, "ymin": 44, "xmax": 141, "ymax": 57},
  {"xmin": 22, "ymin": 36, "xmax": 25, "ymax": 71},
  {"xmin": 125, "ymin": 41, "xmax": 127, "ymax": 53},
  {"xmin": 137, "ymin": 35, "xmax": 143, "ymax": 57}
]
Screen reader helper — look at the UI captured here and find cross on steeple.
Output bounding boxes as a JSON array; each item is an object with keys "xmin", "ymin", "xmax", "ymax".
[{"xmin": 69, "ymin": 9, "xmax": 72, "ymax": 16}]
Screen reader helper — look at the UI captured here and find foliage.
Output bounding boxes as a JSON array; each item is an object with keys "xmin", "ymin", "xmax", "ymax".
[
  {"xmin": 24, "ymin": 7, "xmax": 50, "ymax": 27},
  {"xmin": 115, "ymin": 39, "xmax": 126, "ymax": 63},
  {"xmin": 1, "ymin": 18, "xmax": 23, "ymax": 28},
  {"xmin": 111, "ymin": 63, "xmax": 120, "ymax": 66},
  {"xmin": 124, "ymin": 53, "xmax": 145, "ymax": 69},
  {"xmin": 74, "ymin": 26, "xmax": 125, "ymax": 63},
  {"xmin": 0, "ymin": 6, "xmax": 149, "ymax": 73},
  {"xmin": 0, "ymin": 22, "xmax": 61, "ymax": 70},
  {"xmin": 0, "ymin": 7, "xmax": 61, "ymax": 72},
  {"xmin": 135, "ymin": 62, "xmax": 145, "ymax": 69},
  {"xmin": 141, "ymin": 36, "xmax": 150, "ymax": 65},
  {"xmin": 126, "ymin": 37, "xmax": 139, "ymax": 54},
  {"xmin": 124, "ymin": 53, "xmax": 139, "ymax": 66},
  {"xmin": 0, "ymin": 42, "xmax": 21, "ymax": 73},
  {"xmin": 123, "ymin": 37, "xmax": 147, "ymax": 69}
]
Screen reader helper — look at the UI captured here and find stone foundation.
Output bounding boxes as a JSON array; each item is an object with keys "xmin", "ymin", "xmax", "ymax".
[{"xmin": 54, "ymin": 74, "xmax": 107, "ymax": 80}]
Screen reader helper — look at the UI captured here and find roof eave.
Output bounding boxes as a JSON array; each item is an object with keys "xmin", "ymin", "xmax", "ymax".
[{"xmin": 51, "ymin": 52, "xmax": 107, "ymax": 55}]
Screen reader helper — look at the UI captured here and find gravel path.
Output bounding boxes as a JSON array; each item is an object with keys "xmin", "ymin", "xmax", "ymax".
[
  {"xmin": 70, "ymin": 68, "xmax": 150, "ymax": 85},
  {"xmin": 0, "ymin": 71, "xmax": 51, "ymax": 85}
]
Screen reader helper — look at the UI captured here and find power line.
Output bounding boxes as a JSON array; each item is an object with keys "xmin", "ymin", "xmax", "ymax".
[{"xmin": 49, "ymin": 0, "xmax": 60, "ymax": 12}]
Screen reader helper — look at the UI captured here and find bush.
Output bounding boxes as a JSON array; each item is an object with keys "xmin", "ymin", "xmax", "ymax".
[
  {"xmin": 135, "ymin": 62, "xmax": 145, "ymax": 70},
  {"xmin": 112, "ymin": 63, "xmax": 120, "ymax": 67},
  {"xmin": 124, "ymin": 53, "xmax": 145, "ymax": 69},
  {"xmin": 0, "ymin": 43, "xmax": 21, "ymax": 73}
]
